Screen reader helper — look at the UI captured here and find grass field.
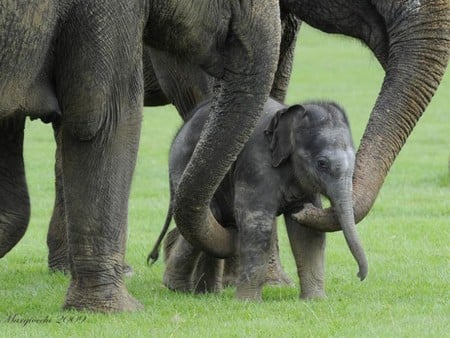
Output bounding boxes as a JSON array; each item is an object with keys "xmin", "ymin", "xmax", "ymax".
[{"xmin": 1, "ymin": 25, "xmax": 449, "ymax": 337}]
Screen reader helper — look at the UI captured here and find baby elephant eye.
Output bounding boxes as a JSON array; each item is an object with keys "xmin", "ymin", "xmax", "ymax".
[{"xmin": 316, "ymin": 158, "xmax": 330, "ymax": 171}]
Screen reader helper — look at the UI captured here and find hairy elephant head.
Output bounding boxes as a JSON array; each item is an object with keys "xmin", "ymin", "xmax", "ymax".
[
  {"xmin": 284, "ymin": 0, "xmax": 450, "ymax": 230},
  {"xmin": 265, "ymin": 102, "xmax": 367, "ymax": 280}
]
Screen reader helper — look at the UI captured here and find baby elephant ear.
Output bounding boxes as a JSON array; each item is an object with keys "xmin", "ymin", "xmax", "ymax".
[{"xmin": 264, "ymin": 104, "xmax": 305, "ymax": 167}]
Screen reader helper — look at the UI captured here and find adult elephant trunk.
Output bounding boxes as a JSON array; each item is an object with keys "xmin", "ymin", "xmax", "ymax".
[
  {"xmin": 173, "ymin": 2, "xmax": 281, "ymax": 257},
  {"xmin": 327, "ymin": 177, "xmax": 368, "ymax": 281},
  {"xmin": 294, "ymin": 1, "xmax": 450, "ymax": 230}
]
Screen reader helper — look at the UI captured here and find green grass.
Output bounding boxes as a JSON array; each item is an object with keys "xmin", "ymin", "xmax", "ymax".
[{"xmin": 1, "ymin": 25, "xmax": 449, "ymax": 337}]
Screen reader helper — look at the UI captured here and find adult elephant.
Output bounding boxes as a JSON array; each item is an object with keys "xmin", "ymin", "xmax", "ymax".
[
  {"xmin": 155, "ymin": 0, "xmax": 450, "ymax": 295},
  {"xmin": 0, "ymin": 0, "xmax": 448, "ymax": 312},
  {"xmin": 172, "ymin": 0, "xmax": 450, "ymax": 255},
  {"xmin": 283, "ymin": 0, "xmax": 450, "ymax": 229},
  {"xmin": 0, "ymin": 1, "xmax": 284, "ymax": 312},
  {"xmin": 46, "ymin": 11, "xmax": 301, "ymax": 287}
]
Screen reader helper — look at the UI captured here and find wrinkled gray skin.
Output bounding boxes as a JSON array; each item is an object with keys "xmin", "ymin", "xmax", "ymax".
[
  {"xmin": 283, "ymin": 0, "xmax": 450, "ymax": 229},
  {"xmin": 1, "ymin": 0, "xmax": 449, "ymax": 312},
  {"xmin": 148, "ymin": 98, "xmax": 358, "ymax": 300},
  {"xmin": 160, "ymin": 0, "xmax": 450, "ymax": 279},
  {"xmin": 143, "ymin": 0, "xmax": 450, "ymax": 284},
  {"xmin": 46, "ymin": 11, "xmax": 300, "ymax": 287},
  {"xmin": 0, "ymin": 1, "xmax": 283, "ymax": 312}
]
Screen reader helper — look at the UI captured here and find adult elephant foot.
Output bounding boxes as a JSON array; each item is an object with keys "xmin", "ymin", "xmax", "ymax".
[
  {"xmin": 48, "ymin": 253, "xmax": 69, "ymax": 274},
  {"xmin": 64, "ymin": 282, "xmax": 143, "ymax": 312},
  {"xmin": 0, "ymin": 116, "xmax": 30, "ymax": 258},
  {"xmin": 49, "ymin": 256, "xmax": 134, "ymax": 278},
  {"xmin": 123, "ymin": 263, "xmax": 134, "ymax": 278}
]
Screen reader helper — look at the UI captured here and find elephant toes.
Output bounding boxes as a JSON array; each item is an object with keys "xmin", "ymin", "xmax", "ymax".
[
  {"xmin": 123, "ymin": 262, "xmax": 134, "ymax": 278},
  {"xmin": 264, "ymin": 259, "xmax": 294, "ymax": 286},
  {"xmin": 300, "ymin": 289, "xmax": 326, "ymax": 300},
  {"xmin": 235, "ymin": 285, "xmax": 263, "ymax": 301},
  {"xmin": 193, "ymin": 279, "xmax": 223, "ymax": 294},
  {"xmin": 264, "ymin": 269, "xmax": 294, "ymax": 287},
  {"xmin": 64, "ymin": 283, "xmax": 143, "ymax": 312},
  {"xmin": 163, "ymin": 271, "xmax": 193, "ymax": 293},
  {"xmin": 299, "ymin": 277, "xmax": 326, "ymax": 300},
  {"xmin": 221, "ymin": 273, "xmax": 236, "ymax": 288}
]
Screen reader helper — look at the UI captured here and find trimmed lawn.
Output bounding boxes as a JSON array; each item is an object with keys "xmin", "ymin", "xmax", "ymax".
[{"xmin": 1, "ymin": 25, "xmax": 449, "ymax": 337}]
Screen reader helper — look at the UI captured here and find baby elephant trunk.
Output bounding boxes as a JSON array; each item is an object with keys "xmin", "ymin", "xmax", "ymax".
[{"xmin": 327, "ymin": 177, "xmax": 368, "ymax": 281}]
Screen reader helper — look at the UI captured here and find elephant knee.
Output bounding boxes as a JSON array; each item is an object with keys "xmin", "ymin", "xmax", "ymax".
[{"xmin": 63, "ymin": 115, "xmax": 104, "ymax": 142}]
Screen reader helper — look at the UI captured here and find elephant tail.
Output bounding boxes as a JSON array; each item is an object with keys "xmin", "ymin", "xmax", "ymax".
[{"xmin": 147, "ymin": 203, "xmax": 173, "ymax": 265}]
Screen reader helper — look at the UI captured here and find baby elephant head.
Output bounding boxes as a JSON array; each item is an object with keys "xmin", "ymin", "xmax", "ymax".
[
  {"xmin": 265, "ymin": 102, "xmax": 355, "ymax": 184},
  {"xmin": 265, "ymin": 102, "xmax": 368, "ymax": 281}
]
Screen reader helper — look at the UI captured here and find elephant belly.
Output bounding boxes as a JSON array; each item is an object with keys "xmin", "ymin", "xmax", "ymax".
[{"xmin": 0, "ymin": 1, "xmax": 58, "ymax": 119}]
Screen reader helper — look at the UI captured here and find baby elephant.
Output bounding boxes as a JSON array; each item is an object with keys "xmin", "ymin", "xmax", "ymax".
[{"xmin": 149, "ymin": 97, "xmax": 366, "ymax": 300}]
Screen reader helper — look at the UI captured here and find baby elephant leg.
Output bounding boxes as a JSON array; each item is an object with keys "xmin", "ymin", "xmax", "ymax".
[
  {"xmin": 264, "ymin": 220, "xmax": 293, "ymax": 285},
  {"xmin": 192, "ymin": 252, "xmax": 224, "ymax": 294},
  {"xmin": 163, "ymin": 228, "xmax": 201, "ymax": 292},
  {"xmin": 222, "ymin": 220, "xmax": 292, "ymax": 287},
  {"xmin": 285, "ymin": 215, "xmax": 326, "ymax": 299},
  {"xmin": 236, "ymin": 211, "xmax": 274, "ymax": 301}
]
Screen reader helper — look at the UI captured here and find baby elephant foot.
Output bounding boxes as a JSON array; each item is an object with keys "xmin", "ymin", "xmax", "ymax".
[
  {"xmin": 264, "ymin": 264, "xmax": 293, "ymax": 286},
  {"xmin": 192, "ymin": 277, "xmax": 223, "ymax": 294},
  {"xmin": 263, "ymin": 244, "xmax": 293, "ymax": 286},
  {"xmin": 192, "ymin": 253, "xmax": 223, "ymax": 294},
  {"xmin": 299, "ymin": 274, "xmax": 325, "ymax": 300},
  {"xmin": 235, "ymin": 283, "xmax": 263, "ymax": 301},
  {"xmin": 163, "ymin": 270, "xmax": 193, "ymax": 293},
  {"xmin": 64, "ymin": 283, "xmax": 143, "ymax": 312},
  {"xmin": 300, "ymin": 284, "xmax": 326, "ymax": 300}
]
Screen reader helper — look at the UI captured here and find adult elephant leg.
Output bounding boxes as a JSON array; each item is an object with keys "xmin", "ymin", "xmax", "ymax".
[
  {"xmin": 57, "ymin": 3, "xmax": 145, "ymax": 312},
  {"xmin": 47, "ymin": 121, "xmax": 69, "ymax": 272},
  {"xmin": 260, "ymin": 11, "xmax": 300, "ymax": 286},
  {"xmin": 148, "ymin": 48, "xmax": 214, "ymax": 120},
  {"xmin": 270, "ymin": 11, "xmax": 301, "ymax": 102},
  {"xmin": 61, "ymin": 105, "xmax": 142, "ymax": 312},
  {"xmin": 0, "ymin": 116, "xmax": 30, "ymax": 258},
  {"xmin": 47, "ymin": 121, "xmax": 133, "ymax": 277},
  {"xmin": 173, "ymin": 1, "xmax": 281, "ymax": 258}
]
